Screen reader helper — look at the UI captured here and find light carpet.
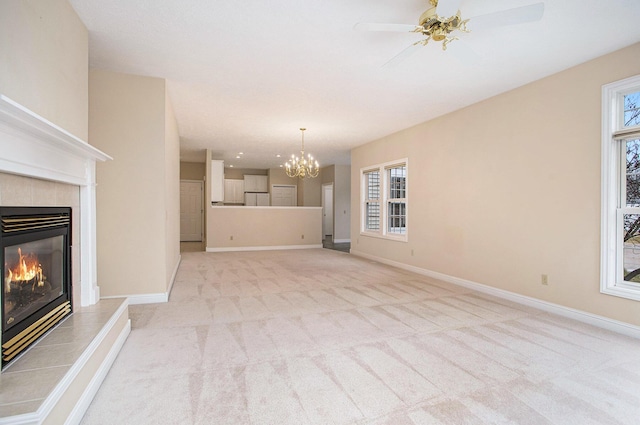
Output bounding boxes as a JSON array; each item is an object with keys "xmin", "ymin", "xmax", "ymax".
[{"xmin": 80, "ymin": 248, "xmax": 640, "ymax": 424}]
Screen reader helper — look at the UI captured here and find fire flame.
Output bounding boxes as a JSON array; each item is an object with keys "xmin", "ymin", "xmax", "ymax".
[{"xmin": 5, "ymin": 248, "xmax": 44, "ymax": 290}]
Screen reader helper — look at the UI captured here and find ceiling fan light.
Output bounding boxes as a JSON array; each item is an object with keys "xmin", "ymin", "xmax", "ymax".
[{"xmin": 432, "ymin": 31, "xmax": 447, "ymax": 41}]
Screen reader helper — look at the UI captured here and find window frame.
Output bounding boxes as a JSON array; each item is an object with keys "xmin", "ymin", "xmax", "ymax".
[
  {"xmin": 386, "ymin": 164, "xmax": 407, "ymax": 236},
  {"xmin": 601, "ymin": 74, "xmax": 640, "ymax": 301},
  {"xmin": 363, "ymin": 169, "xmax": 381, "ymax": 232},
  {"xmin": 360, "ymin": 159, "xmax": 408, "ymax": 242}
]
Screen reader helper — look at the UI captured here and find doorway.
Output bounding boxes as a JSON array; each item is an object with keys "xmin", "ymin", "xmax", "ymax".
[
  {"xmin": 180, "ymin": 180, "xmax": 203, "ymax": 242},
  {"xmin": 322, "ymin": 183, "xmax": 334, "ymax": 241}
]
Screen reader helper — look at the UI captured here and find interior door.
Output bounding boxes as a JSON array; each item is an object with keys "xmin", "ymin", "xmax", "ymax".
[
  {"xmin": 272, "ymin": 185, "xmax": 297, "ymax": 206},
  {"xmin": 180, "ymin": 180, "xmax": 203, "ymax": 241},
  {"xmin": 322, "ymin": 183, "xmax": 333, "ymax": 240}
]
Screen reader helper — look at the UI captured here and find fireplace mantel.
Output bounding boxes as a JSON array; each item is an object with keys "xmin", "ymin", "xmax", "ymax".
[
  {"xmin": 0, "ymin": 94, "xmax": 111, "ymax": 306},
  {"xmin": 0, "ymin": 96, "xmax": 129, "ymax": 425}
]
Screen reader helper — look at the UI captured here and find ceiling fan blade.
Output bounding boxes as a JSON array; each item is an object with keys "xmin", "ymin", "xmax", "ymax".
[
  {"xmin": 354, "ymin": 22, "xmax": 419, "ymax": 32},
  {"xmin": 382, "ymin": 42, "xmax": 422, "ymax": 68},
  {"xmin": 436, "ymin": 0, "xmax": 463, "ymax": 19},
  {"xmin": 468, "ymin": 3, "xmax": 545, "ymax": 31}
]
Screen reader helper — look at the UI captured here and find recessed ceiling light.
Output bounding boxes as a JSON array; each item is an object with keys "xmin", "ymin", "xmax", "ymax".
[
  {"xmin": 279, "ymin": 164, "xmax": 283, "ymax": 167},
  {"xmin": 229, "ymin": 164, "xmax": 234, "ymax": 168},
  {"xmin": 236, "ymin": 155, "xmax": 241, "ymax": 159},
  {"xmin": 238, "ymin": 152, "xmax": 244, "ymax": 155},
  {"xmin": 276, "ymin": 154, "xmax": 281, "ymax": 158}
]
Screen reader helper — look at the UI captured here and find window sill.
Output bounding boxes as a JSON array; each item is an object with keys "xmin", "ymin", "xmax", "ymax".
[
  {"xmin": 360, "ymin": 231, "xmax": 408, "ymax": 243},
  {"xmin": 601, "ymin": 284, "xmax": 640, "ymax": 302}
]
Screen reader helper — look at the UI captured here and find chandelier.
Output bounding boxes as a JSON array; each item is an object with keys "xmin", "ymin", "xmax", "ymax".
[{"xmin": 284, "ymin": 128, "xmax": 319, "ymax": 178}]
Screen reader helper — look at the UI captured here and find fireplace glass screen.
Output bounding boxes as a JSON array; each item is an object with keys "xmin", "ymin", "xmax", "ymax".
[
  {"xmin": 1, "ymin": 207, "xmax": 72, "ymax": 368},
  {"xmin": 4, "ymin": 235, "xmax": 65, "ymax": 332}
]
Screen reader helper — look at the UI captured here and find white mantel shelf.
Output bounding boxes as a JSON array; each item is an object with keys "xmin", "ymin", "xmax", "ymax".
[{"xmin": 0, "ymin": 95, "xmax": 111, "ymax": 186}]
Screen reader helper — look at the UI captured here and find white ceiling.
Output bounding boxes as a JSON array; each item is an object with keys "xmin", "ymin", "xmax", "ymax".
[{"xmin": 69, "ymin": 0, "xmax": 640, "ymax": 169}]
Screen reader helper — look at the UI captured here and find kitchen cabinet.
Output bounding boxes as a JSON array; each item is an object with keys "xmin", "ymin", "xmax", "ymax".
[
  {"xmin": 245, "ymin": 192, "xmax": 270, "ymax": 206},
  {"xmin": 244, "ymin": 175, "xmax": 268, "ymax": 192},
  {"xmin": 210, "ymin": 160, "xmax": 224, "ymax": 202},
  {"xmin": 224, "ymin": 179, "xmax": 245, "ymax": 204}
]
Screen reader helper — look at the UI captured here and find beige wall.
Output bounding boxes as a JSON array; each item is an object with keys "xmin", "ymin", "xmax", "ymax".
[
  {"xmin": 207, "ymin": 206, "xmax": 322, "ymax": 250},
  {"xmin": 292, "ymin": 171, "xmax": 320, "ymax": 207},
  {"xmin": 0, "ymin": 0, "xmax": 88, "ymax": 140},
  {"xmin": 164, "ymin": 90, "xmax": 181, "ymax": 291},
  {"xmin": 334, "ymin": 165, "xmax": 351, "ymax": 241},
  {"xmin": 298, "ymin": 174, "xmax": 322, "ymax": 207},
  {"xmin": 320, "ymin": 165, "xmax": 351, "ymax": 241},
  {"xmin": 351, "ymin": 43, "xmax": 640, "ymax": 327},
  {"xmin": 180, "ymin": 162, "xmax": 206, "ymax": 181},
  {"xmin": 297, "ymin": 179, "xmax": 304, "ymax": 206},
  {"xmin": 90, "ymin": 69, "xmax": 179, "ymax": 298},
  {"xmin": 321, "ymin": 165, "xmax": 335, "ymax": 185},
  {"xmin": 268, "ymin": 167, "xmax": 297, "ymax": 187},
  {"xmin": 0, "ymin": 0, "xmax": 86, "ymax": 303}
]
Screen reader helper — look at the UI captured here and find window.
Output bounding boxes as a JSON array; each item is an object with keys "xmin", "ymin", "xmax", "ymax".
[
  {"xmin": 364, "ymin": 170, "xmax": 380, "ymax": 231},
  {"xmin": 361, "ymin": 159, "xmax": 408, "ymax": 241},
  {"xmin": 387, "ymin": 165, "xmax": 407, "ymax": 235},
  {"xmin": 601, "ymin": 75, "xmax": 640, "ymax": 301}
]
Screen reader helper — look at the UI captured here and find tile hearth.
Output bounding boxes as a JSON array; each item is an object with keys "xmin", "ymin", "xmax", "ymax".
[{"xmin": 0, "ymin": 298, "xmax": 129, "ymax": 424}]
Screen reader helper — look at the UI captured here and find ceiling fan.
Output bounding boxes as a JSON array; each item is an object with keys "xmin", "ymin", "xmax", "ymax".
[{"xmin": 355, "ymin": 0, "xmax": 544, "ymax": 65}]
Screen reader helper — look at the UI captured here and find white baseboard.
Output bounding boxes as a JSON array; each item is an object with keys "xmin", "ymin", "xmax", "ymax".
[
  {"xmin": 101, "ymin": 293, "xmax": 168, "ymax": 305},
  {"xmin": 65, "ymin": 317, "xmax": 131, "ymax": 425},
  {"xmin": 333, "ymin": 239, "xmax": 351, "ymax": 243},
  {"xmin": 351, "ymin": 250, "xmax": 640, "ymax": 339},
  {"xmin": 100, "ymin": 256, "xmax": 181, "ymax": 306},
  {"xmin": 166, "ymin": 255, "xmax": 181, "ymax": 300},
  {"xmin": 206, "ymin": 244, "xmax": 323, "ymax": 252}
]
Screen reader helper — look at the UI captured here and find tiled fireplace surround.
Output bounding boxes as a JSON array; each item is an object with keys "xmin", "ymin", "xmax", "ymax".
[{"xmin": 0, "ymin": 96, "xmax": 130, "ymax": 424}]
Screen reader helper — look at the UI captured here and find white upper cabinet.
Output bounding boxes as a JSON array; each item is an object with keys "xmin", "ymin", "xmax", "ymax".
[
  {"xmin": 224, "ymin": 179, "xmax": 245, "ymax": 203},
  {"xmin": 244, "ymin": 175, "xmax": 268, "ymax": 192},
  {"xmin": 210, "ymin": 160, "xmax": 224, "ymax": 202}
]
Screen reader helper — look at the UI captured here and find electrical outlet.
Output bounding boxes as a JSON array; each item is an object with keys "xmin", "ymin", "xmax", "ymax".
[
  {"xmin": 229, "ymin": 235, "xmax": 233, "ymax": 241},
  {"xmin": 301, "ymin": 234, "xmax": 304, "ymax": 239},
  {"xmin": 541, "ymin": 274, "xmax": 548, "ymax": 285}
]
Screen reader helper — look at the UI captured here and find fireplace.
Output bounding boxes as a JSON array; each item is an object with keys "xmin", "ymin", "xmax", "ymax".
[
  {"xmin": 0, "ymin": 95, "xmax": 121, "ymax": 422},
  {"xmin": 1, "ymin": 206, "xmax": 72, "ymax": 368}
]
